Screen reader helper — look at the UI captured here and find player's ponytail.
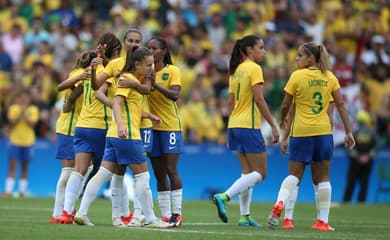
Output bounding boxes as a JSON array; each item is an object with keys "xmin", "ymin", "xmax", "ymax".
[
  {"xmin": 302, "ymin": 42, "xmax": 330, "ymax": 74},
  {"xmin": 229, "ymin": 35, "xmax": 261, "ymax": 75}
]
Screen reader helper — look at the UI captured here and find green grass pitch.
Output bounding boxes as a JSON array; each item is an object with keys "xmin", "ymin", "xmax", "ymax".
[{"xmin": 0, "ymin": 198, "xmax": 389, "ymax": 240}]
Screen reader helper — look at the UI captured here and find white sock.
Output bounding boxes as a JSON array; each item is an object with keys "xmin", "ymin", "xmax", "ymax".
[
  {"xmin": 171, "ymin": 189, "xmax": 182, "ymax": 215},
  {"xmin": 19, "ymin": 178, "xmax": 28, "ymax": 195},
  {"xmin": 158, "ymin": 191, "xmax": 171, "ymax": 219},
  {"xmin": 317, "ymin": 182, "xmax": 331, "ymax": 223},
  {"xmin": 284, "ymin": 185, "xmax": 298, "ymax": 220},
  {"xmin": 5, "ymin": 177, "xmax": 15, "ymax": 194},
  {"xmin": 133, "ymin": 194, "xmax": 143, "ymax": 219},
  {"xmin": 225, "ymin": 171, "xmax": 262, "ymax": 199},
  {"xmin": 135, "ymin": 172, "xmax": 156, "ymax": 224},
  {"xmin": 52, "ymin": 167, "xmax": 73, "ymax": 218},
  {"xmin": 111, "ymin": 174, "xmax": 124, "ymax": 219},
  {"xmin": 313, "ymin": 184, "xmax": 319, "ymax": 219},
  {"xmin": 63, "ymin": 172, "xmax": 83, "ymax": 214},
  {"xmin": 276, "ymin": 175, "xmax": 299, "ymax": 204},
  {"xmin": 239, "ymin": 174, "xmax": 252, "ymax": 216},
  {"xmin": 121, "ymin": 179, "xmax": 130, "ymax": 217},
  {"xmin": 78, "ymin": 167, "xmax": 112, "ymax": 216}
]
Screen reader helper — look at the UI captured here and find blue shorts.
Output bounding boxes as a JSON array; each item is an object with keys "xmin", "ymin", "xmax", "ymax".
[
  {"xmin": 103, "ymin": 137, "xmax": 146, "ymax": 165},
  {"xmin": 140, "ymin": 128, "xmax": 153, "ymax": 153},
  {"xmin": 289, "ymin": 135, "xmax": 333, "ymax": 163},
  {"xmin": 150, "ymin": 130, "xmax": 184, "ymax": 157},
  {"xmin": 9, "ymin": 144, "xmax": 33, "ymax": 162},
  {"xmin": 56, "ymin": 133, "xmax": 75, "ymax": 160},
  {"xmin": 73, "ymin": 127, "xmax": 107, "ymax": 164},
  {"xmin": 227, "ymin": 128, "xmax": 266, "ymax": 153}
]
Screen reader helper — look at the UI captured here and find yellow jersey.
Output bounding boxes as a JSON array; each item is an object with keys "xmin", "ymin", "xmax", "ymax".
[
  {"xmin": 285, "ymin": 68, "xmax": 340, "ymax": 137},
  {"xmin": 76, "ymin": 65, "xmax": 113, "ymax": 129},
  {"xmin": 228, "ymin": 59, "xmax": 264, "ymax": 129},
  {"xmin": 149, "ymin": 64, "xmax": 182, "ymax": 131},
  {"xmin": 55, "ymin": 68, "xmax": 84, "ymax": 136},
  {"xmin": 8, "ymin": 104, "xmax": 39, "ymax": 146},
  {"xmin": 107, "ymin": 73, "xmax": 142, "ymax": 140}
]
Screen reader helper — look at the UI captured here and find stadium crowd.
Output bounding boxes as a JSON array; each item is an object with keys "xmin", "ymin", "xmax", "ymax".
[{"xmin": 0, "ymin": 0, "xmax": 389, "ymax": 147}]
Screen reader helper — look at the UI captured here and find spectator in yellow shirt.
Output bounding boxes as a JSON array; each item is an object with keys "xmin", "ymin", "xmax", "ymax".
[{"xmin": 2, "ymin": 89, "xmax": 39, "ymax": 197}]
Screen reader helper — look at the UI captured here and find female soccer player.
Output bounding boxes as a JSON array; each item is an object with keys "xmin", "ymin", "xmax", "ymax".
[
  {"xmin": 146, "ymin": 37, "xmax": 185, "ymax": 227},
  {"xmin": 76, "ymin": 46, "xmax": 172, "ymax": 228},
  {"xmin": 212, "ymin": 35, "xmax": 280, "ymax": 226},
  {"xmin": 267, "ymin": 42, "xmax": 355, "ymax": 231},
  {"xmin": 59, "ymin": 33, "xmax": 122, "ymax": 224},
  {"xmin": 50, "ymin": 50, "xmax": 96, "ymax": 223}
]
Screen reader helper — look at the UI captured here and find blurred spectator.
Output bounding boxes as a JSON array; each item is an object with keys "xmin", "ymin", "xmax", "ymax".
[
  {"xmin": 24, "ymin": 17, "xmax": 51, "ymax": 55},
  {"xmin": 375, "ymin": 94, "xmax": 390, "ymax": 147},
  {"xmin": 361, "ymin": 35, "xmax": 390, "ymax": 67},
  {"xmin": 333, "ymin": 47, "xmax": 354, "ymax": 87},
  {"xmin": 1, "ymin": 23, "xmax": 24, "ymax": 65},
  {"xmin": 343, "ymin": 110, "xmax": 377, "ymax": 203},
  {"xmin": 0, "ymin": 40, "xmax": 13, "ymax": 72}
]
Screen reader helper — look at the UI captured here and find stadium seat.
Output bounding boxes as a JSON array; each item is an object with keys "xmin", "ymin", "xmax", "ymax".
[{"xmin": 375, "ymin": 162, "xmax": 390, "ymax": 202}]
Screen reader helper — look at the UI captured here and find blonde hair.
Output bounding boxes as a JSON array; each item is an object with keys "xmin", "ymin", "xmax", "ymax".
[{"xmin": 302, "ymin": 42, "xmax": 331, "ymax": 74}]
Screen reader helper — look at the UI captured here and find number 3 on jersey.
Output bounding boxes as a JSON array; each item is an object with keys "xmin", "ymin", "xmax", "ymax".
[{"xmin": 311, "ymin": 92, "xmax": 323, "ymax": 114}]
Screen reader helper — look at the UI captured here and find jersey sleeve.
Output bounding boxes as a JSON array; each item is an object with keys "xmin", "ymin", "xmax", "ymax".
[
  {"xmin": 284, "ymin": 71, "xmax": 298, "ymax": 96},
  {"xmin": 169, "ymin": 66, "xmax": 181, "ymax": 86},
  {"xmin": 115, "ymin": 87, "xmax": 131, "ymax": 98},
  {"xmin": 250, "ymin": 64, "xmax": 263, "ymax": 86}
]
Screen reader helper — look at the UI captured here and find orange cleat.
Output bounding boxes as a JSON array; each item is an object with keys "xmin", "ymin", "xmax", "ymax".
[
  {"xmin": 267, "ymin": 201, "xmax": 284, "ymax": 229},
  {"xmin": 282, "ymin": 218, "xmax": 295, "ymax": 229},
  {"xmin": 312, "ymin": 220, "xmax": 335, "ymax": 231},
  {"xmin": 50, "ymin": 216, "xmax": 62, "ymax": 224},
  {"xmin": 59, "ymin": 210, "xmax": 74, "ymax": 224},
  {"xmin": 121, "ymin": 212, "xmax": 134, "ymax": 225},
  {"xmin": 161, "ymin": 216, "xmax": 170, "ymax": 223}
]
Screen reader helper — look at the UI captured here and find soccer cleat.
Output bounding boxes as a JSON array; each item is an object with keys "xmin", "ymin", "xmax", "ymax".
[
  {"xmin": 267, "ymin": 201, "xmax": 284, "ymax": 229},
  {"xmin": 312, "ymin": 220, "xmax": 335, "ymax": 231},
  {"xmin": 212, "ymin": 193, "xmax": 228, "ymax": 223},
  {"xmin": 128, "ymin": 217, "xmax": 144, "ymax": 227},
  {"xmin": 59, "ymin": 210, "xmax": 74, "ymax": 224},
  {"xmin": 282, "ymin": 218, "xmax": 295, "ymax": 229},
  {"xmin": 238, "ymin": 215, "xmax": 262, "ymax": 227},
  {"xmin": 50, "ymin": 216, "xmax": 61, "ymax": 224},
  {"xmin": 161, "ymin": 216, "xmax": 170, "ymax": 223},
  {"xmin": 1, "ymin": 192, "xmax": 11, "ymax": 198},
  {"xmin": 74, "ymin": 214, "xmax": 95, "ymax": 226},
  {"xmin": 144, "ymin": 218, "xmax": 175, "ymax": 228},
  {"xmin": 121, "ymin": 212, "xmax": 134, "ymax": 225},
  {"xmin": 112, "ymin": 217, "xmax": 128, "ymax": 227},
  {"xmin": 169, "ymin": 213, "xmax": 183, "ymax": 227}
]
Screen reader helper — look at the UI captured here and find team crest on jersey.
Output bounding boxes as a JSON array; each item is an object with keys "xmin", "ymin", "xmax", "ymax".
[{"xmin": 162, "ymin": 73, "xmax": 169, "ymax": 80}]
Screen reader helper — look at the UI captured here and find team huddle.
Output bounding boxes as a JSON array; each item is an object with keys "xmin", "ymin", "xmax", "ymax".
[{"xmin": 49, "ymin": 30, "xmax": 355, "ymax": 231}]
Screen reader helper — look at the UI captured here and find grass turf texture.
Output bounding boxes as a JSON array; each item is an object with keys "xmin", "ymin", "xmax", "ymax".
[{"xmin": 0, "ymin": 198, "xmax": 389, "ymax": 240}]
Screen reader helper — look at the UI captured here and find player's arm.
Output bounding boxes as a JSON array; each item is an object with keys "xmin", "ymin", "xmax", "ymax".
[
  {"xmin": 63, "ymin": 85, "xmax": 83, "ymax": 113},
  {"xmin": 142, "ymin": 112, "xmax": 162, "ymax": 127},
  {"xmin": 228, "ymin": 93, "xmax": 234, "ymax": 115},
  {"xmin": 253, "ymin": 83, "xmax": 279, "ymax": 144},
  {"xmin": 117, "ymin": 75, "xmax": 151, "ymax": 94},
  {"xmin": 332, "ymin": 89, "xmax": 355, "ymax": 149},
  {"xmin": 96, "ymin": 82, "xmax": 113, "ymax": 108},
  {"xmin": 152, "ymin": 81, "xmax": 180, "ymax": 101},
  {"xmin": 58, "ymin": 69, "xmax": 89, "ymax": 91},
  {"xmin": 113, "ymin": 95, "xmax": 127, "ymax": 138},
  {"xmin": 90, "ymin": 57, "xmax": 106, "ymax": 90}
]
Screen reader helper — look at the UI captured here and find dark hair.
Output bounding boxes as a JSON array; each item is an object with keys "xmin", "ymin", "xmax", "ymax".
[
  {"xmin": 97, "ymin": 32, "xmax": 122, "ymax": 59},
  {"xmin": 123, "ymin": 27, "xmax": 142, "ymax": 41},
  {"xmin": 121, "ymin": 46, "xmax": 152, "ymax": 74},
  {"xmin": 301, "ymin": 42, "xmax": 330, "ymax": 73},
  {"xmin": 74, "ymin": 50, "xmax": 97, "ymax": 69},
  {"xmin": 149, "ymin": 37, "xmax": 173, "ymax": 65},
  {"xmin": 229, "ymin": 35, "xmax": 261, "ymax": 74}
]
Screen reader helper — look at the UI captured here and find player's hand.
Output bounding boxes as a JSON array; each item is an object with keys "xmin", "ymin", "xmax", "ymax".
[
  {"xmin": 271, "ymin": 127, "xmax": 280, "ymax": 144},
  {"xmin": 90, "ymin": 57, "xmax": 103, "ymax": 69},
  {"xmin": 280, "ymin": 137, "xmax": 288, "ymax": 155},
  {"xmin": 150, "ymin": 115, "xmax": 162, "ymax": 127},
  {"xmin": 80, "ymin": 68, "xmax": 91, "ymax": 79},
  {"xmin": 95, "ymin": 44, "xmax": 107, "ymax": 58},
  {"xmin": 118, "ymin": 125, "xmax": 128, "ymax": 138},
  {"xmin": 345, "ymin": 132, "xmax": 355, "ymax": 149},
  {"xmin": 118, "ymin": 75, "xmax": 136, "ymax": 88}
]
